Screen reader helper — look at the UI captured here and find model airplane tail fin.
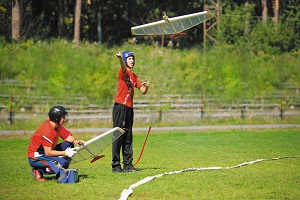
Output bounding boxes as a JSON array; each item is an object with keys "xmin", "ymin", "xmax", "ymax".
[
  {"xmin": 90, "ymin": 155, "xmax": 105, "ymax": 163},
  {"xmin": 170, "ymin": 32, "xmax": 186, "ymax": 38}
]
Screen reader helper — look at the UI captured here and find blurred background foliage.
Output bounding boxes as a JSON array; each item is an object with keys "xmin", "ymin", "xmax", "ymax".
[
  {"xmin": 0, "ymin": 0, "xmax": 299, "ymax": 112},
  {"xmin": 0, "ymin": 40, "xmax": 299, "ymax": 110}
]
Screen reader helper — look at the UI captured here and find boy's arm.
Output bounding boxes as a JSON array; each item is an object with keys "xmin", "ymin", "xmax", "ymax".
[
  {"xmin": 65, "ymin": 135, "xmax": 85, "ymax": 146},
  {"xmin": 139, "ymin": 79, "xmax": 150, "ymax": 95},
  {"xmin": 116, "ymin": 52, "xmax": 126, "ymax": 72},
  {"xmin": 44, "ymin": 146, "xmax": 66, "ymax": 157}
]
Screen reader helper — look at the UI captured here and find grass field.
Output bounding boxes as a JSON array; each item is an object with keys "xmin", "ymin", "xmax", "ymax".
[{"xmin": 0, "ymin": 128, "xmax": 299, "ymax": 200}]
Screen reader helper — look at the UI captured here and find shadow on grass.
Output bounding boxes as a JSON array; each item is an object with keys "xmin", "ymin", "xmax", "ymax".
[
  {"xmin": 140, "ymin": 167, "xmax": 164, "ymax": 170},
  {"xmin": 42, "ymin": 173, "xmax": 89, "ymax": 181}
]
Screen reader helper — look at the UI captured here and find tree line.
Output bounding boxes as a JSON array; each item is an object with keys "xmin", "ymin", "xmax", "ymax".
[{"xmin": 1, "ymin": 0, "xmax": 299, "ymax": 51}]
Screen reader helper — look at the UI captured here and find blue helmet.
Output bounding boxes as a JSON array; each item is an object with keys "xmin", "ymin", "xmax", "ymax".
[{"xmin": 121, "ymin": 51, "xmax": 135, "ymax": 66}]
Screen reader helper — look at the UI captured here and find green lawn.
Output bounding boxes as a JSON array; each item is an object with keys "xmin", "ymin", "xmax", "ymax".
[{"xmin": 0, "ymin": 129, "xmax": 299, "ymax": 200}]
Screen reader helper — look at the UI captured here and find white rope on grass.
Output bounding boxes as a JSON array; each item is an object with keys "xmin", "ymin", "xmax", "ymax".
[{"xmin": 119, "ymin": 156, "xmax": 299, "ymax": 200}]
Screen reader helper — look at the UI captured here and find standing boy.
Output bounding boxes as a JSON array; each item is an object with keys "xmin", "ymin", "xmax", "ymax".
[{"xmin": 112, "ymin": 51, "xmax": 149, "ymax": 172}]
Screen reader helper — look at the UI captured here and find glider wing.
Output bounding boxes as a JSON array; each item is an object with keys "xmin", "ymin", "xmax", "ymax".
[
  {"xmin": 131, "ymin": 11, "xmax": 214, "ymax": 36},
  {"xmin": 71, "ymin": 127, "xmax": 125, "ymax": 164}
]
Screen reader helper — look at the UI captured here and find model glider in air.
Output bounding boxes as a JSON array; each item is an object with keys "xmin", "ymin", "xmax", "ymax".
[
  {"xmin": 71, "ymin": 127, "xmax": 125, "ymax": 164},
  {"xmin": 131, "ymin": 11, "xmax": 214, "ymax": 38}
]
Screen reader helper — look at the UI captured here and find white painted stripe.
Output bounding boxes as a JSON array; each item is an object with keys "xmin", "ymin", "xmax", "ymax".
[
  {"xmin": 42, "ymin": 135, "xmax": 53, "ymax": 144},
  {"xmin": 119, "ymin": 156, "xmax": 299, "ymax": 200}
]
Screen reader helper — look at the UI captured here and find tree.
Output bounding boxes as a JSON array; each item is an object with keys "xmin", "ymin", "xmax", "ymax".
[
  {"xmin": 244, "ymin": 1, "xmax": 251, "ymax": 36},
  {"xmin": 273, "ymin": 0, "xmax": 279, "ymax": 23},
  {"xmin": 2, "ymin": 0, "xmax": 300, "ymax": 50},
  {"xmin": 12, "ymin": 0, "xmax": 22, "ymax": 41},
  {"xmin": 74, "ymin": 0, "xmax": 81, "ymax": 44},
  {"xmin": 58, "ymin": 0, "xmax": 64, "ymax": 37},
  {"xmin": 262, "ymin": 0, "xmax": 267, "ymax": 23}
]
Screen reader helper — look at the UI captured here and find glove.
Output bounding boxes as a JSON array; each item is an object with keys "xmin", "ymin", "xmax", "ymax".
[{"xmin": 65, "ymin": 148, "xmax": 77, "ymax": 158}]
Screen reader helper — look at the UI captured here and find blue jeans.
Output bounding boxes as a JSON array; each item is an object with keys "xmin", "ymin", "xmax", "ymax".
[{"xmin": 28, "ymin": 142, "xmax": 73, "ymax": 174}]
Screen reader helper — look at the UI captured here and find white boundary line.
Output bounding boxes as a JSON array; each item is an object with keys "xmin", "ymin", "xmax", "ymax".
[{"xmin": 119, "ymin": 156, "xmax": 299, "ymax": 200}]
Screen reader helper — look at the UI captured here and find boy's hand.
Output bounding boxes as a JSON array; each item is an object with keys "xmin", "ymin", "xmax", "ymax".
[
  {"xmin": 116, "ymin": 51, "xmax": 127, "ymax": 71},
  {"xmin": 65, "ymin": 148, "xmax": 77, "ymax": 158},
  {"xmin": 116, "ymin": 52, "xmax": 122, "ymax": 58},
  {"xmin": 142, "ymin": 79, "xmax": 150, "ymax": 87}
]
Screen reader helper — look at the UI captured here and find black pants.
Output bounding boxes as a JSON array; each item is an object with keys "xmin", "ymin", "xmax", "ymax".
[{"xmin": 112, "ymin": 103, "xmax": 134, "ymax": 167}]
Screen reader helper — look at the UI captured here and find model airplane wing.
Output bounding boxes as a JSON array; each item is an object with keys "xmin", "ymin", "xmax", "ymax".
[
  {"xmin": 131, "ymin": 11, "xmax": 214, "ymax": 36},
  {"xmin": 71, "ymin": 127, "xmax": 125, "ymax": 164}
]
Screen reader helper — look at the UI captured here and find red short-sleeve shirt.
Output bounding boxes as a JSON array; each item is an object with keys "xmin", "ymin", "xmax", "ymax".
[
  {"xmin": 27, "ymin": 120, "xmax": 72, "ymax": 158},
  {"xmin": 114, "ymin": 68, "xmax": 142, "ymax": 108}
]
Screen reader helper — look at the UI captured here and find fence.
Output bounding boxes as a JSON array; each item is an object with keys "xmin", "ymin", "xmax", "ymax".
[{"xmin": 1, "ymin": 93, "xmax": 299, "ymax": 124}]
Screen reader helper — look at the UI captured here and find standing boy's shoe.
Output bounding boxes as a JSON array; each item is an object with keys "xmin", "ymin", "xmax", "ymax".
[
  {"xmin": 31, "ymin": 168, "xmax": 46, "ymax": 181},
  {"xmin": 123, "ymin": 164, "xmax": 141, "ymax": 172},
  {"xmin": 112, "ymin": 166, "xmax": 124, "ymax": 173}
]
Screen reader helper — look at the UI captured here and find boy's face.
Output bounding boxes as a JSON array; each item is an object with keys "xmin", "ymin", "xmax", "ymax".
[
  {"xmin": 59, "ymin": 114, "xmax": 68, "ymax": 125},
  {"xmin": 126, "ymin": 56, "xmax": 135, "ymax": 68}
]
